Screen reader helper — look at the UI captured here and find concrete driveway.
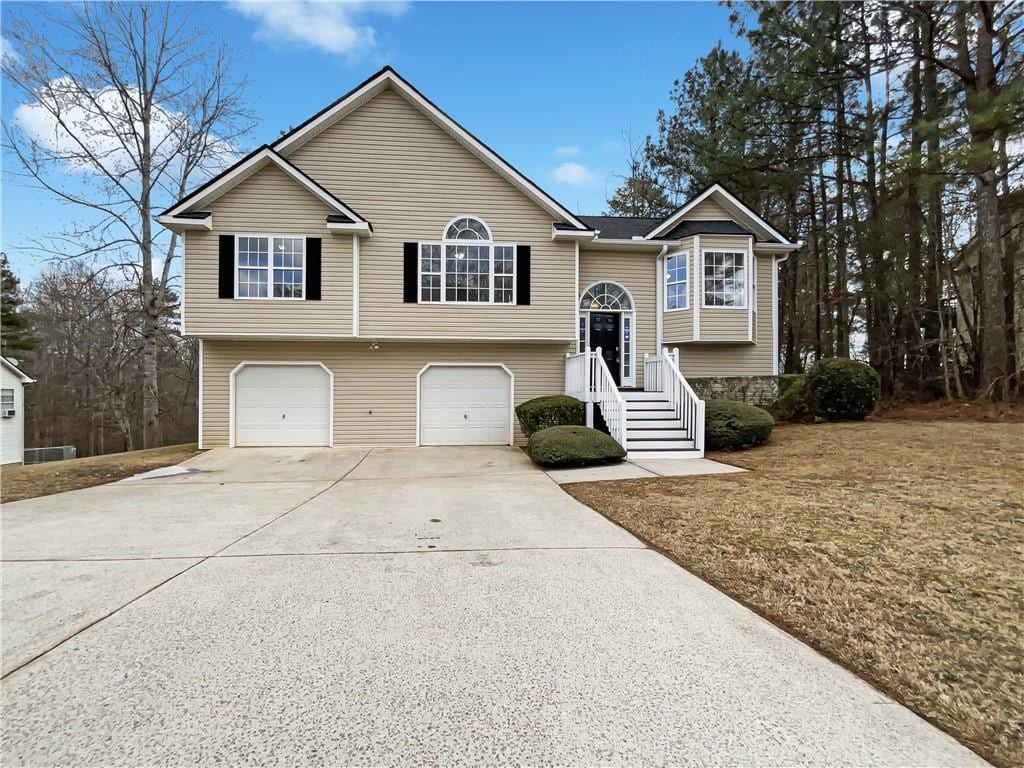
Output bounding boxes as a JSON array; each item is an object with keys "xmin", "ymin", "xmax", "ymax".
[{"xmin": 2, "ymin": 447, "xmax": 985, "ymax": 766}]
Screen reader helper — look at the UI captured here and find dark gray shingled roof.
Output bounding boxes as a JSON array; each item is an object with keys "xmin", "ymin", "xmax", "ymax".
[
  {"xmin": 577, "ymin": 216, "xmax": 663, "ymax": 240},
  {"xmin": 578, "ymin": 216, "xmax": 770, "ymax": 242},
  {"xmin": 660, "ymin": 219, "xmax": 756, "ymax": 240}
]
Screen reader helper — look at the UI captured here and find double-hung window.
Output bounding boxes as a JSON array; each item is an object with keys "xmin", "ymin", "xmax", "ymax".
[
  {"xmin": 237, "ymin": 235, "xmax": 304, "ymax": 299},
  {"xmin": 665, "ymin": 252, "xmax": 689, "ymax": 310},
  {"xmin": 702, "ymin": 251, "xmax": 746, "ymax": 308},
  {"xmin": 1, "ymin": 388, "xmax": 14, "ymax": 415},
  {"xmin": 419, "ymin": 216, "xmax": 515, "ymax": 304}
]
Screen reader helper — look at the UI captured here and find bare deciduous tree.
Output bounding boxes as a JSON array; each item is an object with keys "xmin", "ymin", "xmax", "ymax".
[{"xmin": 3, "ymin": 1, "xmax": 253, "ymax": 447}]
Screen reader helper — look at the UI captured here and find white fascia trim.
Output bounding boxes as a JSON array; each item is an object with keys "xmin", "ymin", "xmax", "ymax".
[
  {"xmin": 197, "ymin": 339, "xmax": 204, "ymax": 449},
  {"xmin": 585, "ymin": 238, "xmax": 669, "ymax": 251},
  {"xmin": 754, "ymin": 241, "xmax": 803, "ymax": 254},
  {"xmin": 327, "ymin": 221, "xmax": 373, "ymax": 237},
  {"xmin": 228, "ymin": 361, "xmax": 334, "ymax": 448},
  {"xmin": 415, "ymin": 362, "xmax": 515, "ymax": 447},
  {"xmin": 156, "ymin": 215, "xmax": 212, "ymax": 232},
  {"xmin": 646, "ymin": 184, "xmax": 793, "ymax": 245},
  {"xmin": 352, "ymin": 233, "xmax": 360, "ymax": 337},
  {"xmin": 164, "ymin": 148, "xmax": 366, "ymax": 225},
  {"xmin": 274, "ymin": 70, "xmax": 588, "ymax": 230},
  {"xmin": 553, "ymin": 226, "xmax": 597, "ymax": 242}
]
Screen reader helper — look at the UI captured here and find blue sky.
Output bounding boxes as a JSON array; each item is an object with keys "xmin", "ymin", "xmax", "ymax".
[{"xmin": 1, "ymin": 1, "xmax": 742, "ymax": 283}]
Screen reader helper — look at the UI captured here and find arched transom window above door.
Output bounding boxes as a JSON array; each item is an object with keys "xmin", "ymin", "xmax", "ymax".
[{"xmin": 579, "ymin": 281, "xmax": 633, "ymax": 311}]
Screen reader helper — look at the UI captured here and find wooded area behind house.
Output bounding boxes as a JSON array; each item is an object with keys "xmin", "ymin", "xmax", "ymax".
[{"xmin": 611, "ymin": 1, "xmax": 1023, "ymax": 400}]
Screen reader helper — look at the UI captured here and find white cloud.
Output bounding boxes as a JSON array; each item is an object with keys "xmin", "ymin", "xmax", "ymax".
[
  {"xmin": 550, "ymin": 162, "xmax": 600, "ymax": 188},
  {"xmin": 554, "ymin": 145, "xmax": 581, "ymax": 158},
  {"xmin": 1, "ymin": 35, "xmax": 22, "ymax": 65},
  {"xmin": 12, "ymin": 77, "xmax": 239, "ymax": 179},
  {"xmin": 228, "ymin": 1, "xmax": 407, "ymax": 56}
]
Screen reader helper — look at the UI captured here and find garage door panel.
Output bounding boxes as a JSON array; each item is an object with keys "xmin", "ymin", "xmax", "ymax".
[
  {"xmin": 420, "ymin": 366, "xmax": 511, "ymax": 446},
  {"xmin": 234, "ymin": 365, "xmax": 330, "ymax": 447}
]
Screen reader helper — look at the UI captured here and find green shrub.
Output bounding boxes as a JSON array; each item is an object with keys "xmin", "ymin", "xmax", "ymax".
[
  {"xmin": 705, "ymin": 399, "xmax": 774, "ymax": 451},
  {"xmin": 526, "ymin": 425, "xmax": 626, "ymax": 468},
  {"xmin": 769, "ymin": 374, "xmax": 815, "ymax": 422},
  {"xmin": 806, "ymin": 358, "xmax": 880, "ymax": 421},
  {"xmin": 515, "ymin": 395, "xmax": 584, "ymax": 438}
]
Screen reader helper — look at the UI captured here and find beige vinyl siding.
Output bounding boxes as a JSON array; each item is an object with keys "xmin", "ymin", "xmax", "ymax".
[
  {"xmin": 678, "ymin": 255, "xmax": 774, "ymax": 377},
  {"xmin": 578, "ymin": 248, "xmax": 657, "ymax": 386},
  {"xmin": 286, "ymin": 87, "xmax": 575, "ymax": 340},
  {"xmin": 697, "ymin": 235, "xmax": 752, "ymax": 342},
  {"xmin": 662, "ymin": 236, "xmax": 694, "ymax": 344},
  {"xmin": 184, "ymin": 164, "xmax": 352, "ymax": 336},
  {"xmin": 681, "ymin": 197, "xmax": 731, "ymax": 220},
  {"xmin": 201, "ymin": 339, "xmax": 569, "ymax": 447}
]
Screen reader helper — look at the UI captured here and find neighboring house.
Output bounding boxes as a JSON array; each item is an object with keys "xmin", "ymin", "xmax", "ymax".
[
  {"xmin": 1, "ymin": 357, "xmax": 34, "ymax": 465},
  {"xmin": 160, "ymin": 67, "xmax": 799, "ymax": 458}
]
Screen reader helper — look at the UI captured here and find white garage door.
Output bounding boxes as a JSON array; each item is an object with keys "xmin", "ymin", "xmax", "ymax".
[
  {"xmin": 420, "ymin": 365, "xmax": 511, "ymax": 446},
  {"xmin": 234, "ymin": 364, "xmax": 331, "ymax": 447}
]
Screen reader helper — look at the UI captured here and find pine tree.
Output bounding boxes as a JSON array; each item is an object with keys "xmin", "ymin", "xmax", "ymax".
[{"xmin": 0, "ymin": 254, "xmax": 34, "ymax": 359}]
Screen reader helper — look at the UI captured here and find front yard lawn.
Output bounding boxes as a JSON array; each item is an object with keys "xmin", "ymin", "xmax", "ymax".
[
  {"xmin": 565, "ymin": 421, "xmax": 1023, "ymax": 767},
  {"xmin": 1, "ymin": 443, "xmax": 199, "ymax": 503}
]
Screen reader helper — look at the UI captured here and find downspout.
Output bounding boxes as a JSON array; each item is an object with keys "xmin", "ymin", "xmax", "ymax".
[{"xmin": 656, "ymin": 244, "xmax": 667, "ymax": 354}]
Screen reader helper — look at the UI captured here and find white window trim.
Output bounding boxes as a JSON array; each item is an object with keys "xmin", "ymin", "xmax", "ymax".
[
  {"xmin": 417, "ymin": 217, "xmax": 516, "ymax": 306},
  {"xmin": 701, "ymin": 249, "xmax": 748, "ymax": 310},
  {"xmin": 415, "ymin": 363, "xmax": 515, "ymax": 447},
  {"xmin": 664, "ymin": 249, "xmax": 690, "ymax": 312},
  {"xmin": 234, "ymin": 233, "xmax": 308, "ymax": 301}
]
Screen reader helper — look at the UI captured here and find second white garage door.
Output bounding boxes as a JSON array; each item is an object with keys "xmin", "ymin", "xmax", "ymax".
[
  {"xmin": 233, "ymin": 364, "xmax": 331, "ymax": 446},
  {"xmin": 419, "ymin": 365, "xmax": 512, "ymax": 445}
]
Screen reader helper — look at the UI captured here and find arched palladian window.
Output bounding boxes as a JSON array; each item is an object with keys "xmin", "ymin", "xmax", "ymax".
[
  {"xmin": 419, "ymin": 216, "xmax": 515, "ymax": 303},
  {"xmin": 579, "ymin": 281, "xmax": 634, "ymax": 311}
]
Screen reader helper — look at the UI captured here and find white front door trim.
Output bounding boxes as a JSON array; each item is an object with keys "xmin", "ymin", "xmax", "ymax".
[
  {"xmin": 228, "ymin": 361, "xmax": 334, "ymax": 447},
  {"xmin": 416, "ymin": 363, "xmax": 515, "ymax": 447}
]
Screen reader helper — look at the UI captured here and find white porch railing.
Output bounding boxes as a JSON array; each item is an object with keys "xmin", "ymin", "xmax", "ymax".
[
  {"xmin": 564, "ymin": 348, "xmax": 628, "ymax": 450},
  {"xmin": 643, "ymin": 347, "xmax": 705, "ymax": 455}
]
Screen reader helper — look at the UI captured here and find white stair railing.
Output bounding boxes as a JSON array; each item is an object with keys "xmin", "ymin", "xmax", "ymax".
[
  {"xmin": 643, "ymin": 347, "xmax": 705, "ymax": 455},
  {"xmin": 564, "ymin": 349, "xmax": 628, "ymax": 450},
  {"xmin": 591, "ymin": 348, "xmax": 628, "ymax": 449}
]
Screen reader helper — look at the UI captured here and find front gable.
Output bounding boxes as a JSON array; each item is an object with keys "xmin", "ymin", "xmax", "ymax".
[{"xmin": 274, "ymin": 68, "xmax": 586, "ymax": 231}]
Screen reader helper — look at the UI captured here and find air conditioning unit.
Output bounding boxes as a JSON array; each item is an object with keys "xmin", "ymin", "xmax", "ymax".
[{"xmin": 2, "ymin": 409, "xmax": 15, "ymax": 418}]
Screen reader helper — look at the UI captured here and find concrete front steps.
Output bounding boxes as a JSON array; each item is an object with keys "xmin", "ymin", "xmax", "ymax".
[{"xmin": 620, "ymin": 390, "xmax": 702, "ymax": 459}]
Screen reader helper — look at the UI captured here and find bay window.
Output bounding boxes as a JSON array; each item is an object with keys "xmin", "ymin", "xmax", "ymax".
[
  {"xmin": 237, "ymin": 235, "xmax": 304, "ymax": 299},
  {"xmin": 702, "ymin": 250, "xmax": 746, "ymax": 308},
  {"xmin": 665, "ymin": 251, "xmax": 689, "ymax": 310}
]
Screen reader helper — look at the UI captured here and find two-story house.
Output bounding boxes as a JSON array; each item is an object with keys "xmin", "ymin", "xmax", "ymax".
[{"xmin": 159, "ymin": 67, "xmax": 800, "ymax": 458}]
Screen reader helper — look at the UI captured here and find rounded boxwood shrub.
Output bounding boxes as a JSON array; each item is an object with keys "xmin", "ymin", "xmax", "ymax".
[
  {"xmin": 705, "ymin": 399, "xmax": 774, "ymax": 451},
  {"xmin": 526, "ymin": 425, "xmax": 626, "ymax": 468},
  {"xmin": 806, "ymin": 357, "xmax": 880, "ymax": 421},
  {"xmin": 768, "ymin": 374, "xmax": 814, "ymax": 423},
  {"xmin": 515, "ymin": 395, "xmax": 584, "ymax": 438}
]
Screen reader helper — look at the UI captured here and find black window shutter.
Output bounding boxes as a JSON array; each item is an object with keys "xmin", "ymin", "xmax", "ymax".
[
  {"xmin": 403, "ymin": 242, "xmax": 418, "ymax": 303},
  {"xmin": 306, "ymin": 238, "xmax": 321, "ymax": 300},
  {"xmin": 218, "ymin": 235, "xmax": 234, "ymax": 299},
  {"xmin": 516, "ymin": 245, "xmax": 531, "ymax": 305}
]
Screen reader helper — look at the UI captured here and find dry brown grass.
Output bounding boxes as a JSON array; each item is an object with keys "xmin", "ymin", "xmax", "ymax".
[
  {"xmin": 565, "ymin": 422, "xmax": 1024, "ymax": 767},
  {"xmin": 0, "ymin": 443, "xmax": 199, "ymax": 503}
]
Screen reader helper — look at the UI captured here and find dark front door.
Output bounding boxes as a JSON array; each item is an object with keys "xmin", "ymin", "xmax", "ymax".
[{"xmin": 589, "ymin": 312, "xmax": 621, "ymax": 385}]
